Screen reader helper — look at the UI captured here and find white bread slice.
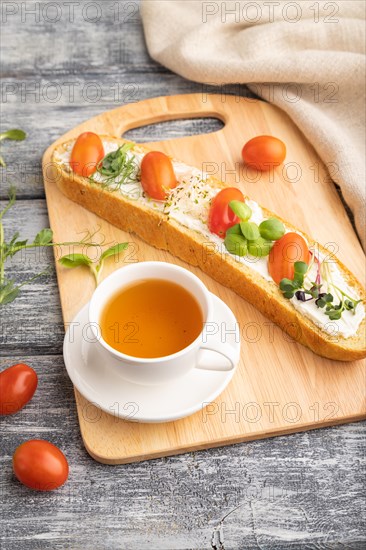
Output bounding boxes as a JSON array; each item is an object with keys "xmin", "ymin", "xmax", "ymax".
[{"xmin": 52, "ymin": 136, "xmax": 366, "ymax": 362}]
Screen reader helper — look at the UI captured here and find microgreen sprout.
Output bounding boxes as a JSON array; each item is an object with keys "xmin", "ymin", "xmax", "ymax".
[
  {"xmin": 280, "ymin": 258, "xmax": 363, "ymax": 321},
  {"xmin": 90, "ymin": 143, "xmax": 138, "ymax": 189},
  {"xmin": 315, "ymin": 286, "xmax": 363, "ymax": 320},
  {"xmin": 279, "ymin": 261, "xmax": 309, "ymax": 299},
  {"xmin": 0, "ymin": 187, "xmax": 128, "ymax": 305},
  {"xmin": 0, "ymin": 129, "xmax": 26, "ymax": 167},
  {"xmin": 225, "ymin": 200, "xmax": 285, "ymax": 258},
  {"xmin": 259, "ymin": 218, "xmax": 285, "ymax": 241},
  {"xmin": 59, "ymin": 243, "xmax": 128, "ymax": 286},
  {"xmin": 229, "ymin": 200, "xmax": 252, "ymax": 221}
]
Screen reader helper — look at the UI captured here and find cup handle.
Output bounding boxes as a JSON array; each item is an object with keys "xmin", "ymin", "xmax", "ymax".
[{"xmin": 195, "ymin": 340, "xmax": 238, "ymax": 372}]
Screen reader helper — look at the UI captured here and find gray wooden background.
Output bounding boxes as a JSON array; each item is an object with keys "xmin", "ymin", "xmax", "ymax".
[{"xmin": 1, "ymin": 1, "xmax": 365, "ymax": 549}]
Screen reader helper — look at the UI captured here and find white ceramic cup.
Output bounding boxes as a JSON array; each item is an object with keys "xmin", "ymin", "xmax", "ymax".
[{"xmin": 88, "ymin": 261, "xmax": 239, "ymax": 385}]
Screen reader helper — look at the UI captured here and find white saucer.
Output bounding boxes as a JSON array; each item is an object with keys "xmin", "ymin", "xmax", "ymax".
[{"xmin": 63, "ymin": 294, "xmax": 240, "ymax": 423}]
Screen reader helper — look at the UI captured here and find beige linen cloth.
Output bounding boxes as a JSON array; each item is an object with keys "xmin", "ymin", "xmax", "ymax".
[{"xmin": 140, "ymin": 0, "xmax": 366, "ymax": 249}]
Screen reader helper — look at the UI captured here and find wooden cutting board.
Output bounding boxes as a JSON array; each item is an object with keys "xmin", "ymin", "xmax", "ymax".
[{"xmin": 43, "ymin": 94, "xmax": 366, "ymax": 464}]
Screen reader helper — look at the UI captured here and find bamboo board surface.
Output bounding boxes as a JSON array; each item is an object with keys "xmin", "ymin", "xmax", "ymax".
[{"xmin": 42, "ymin": 94, "xmax": 365, "ymax": 464}]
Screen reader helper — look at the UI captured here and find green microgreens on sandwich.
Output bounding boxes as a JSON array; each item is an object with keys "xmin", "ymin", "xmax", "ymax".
[
  {"xmin": 223, "ymin": 200, "xmax": 285, "ymax": 258},
  {"xmin": 279, "ymin": 261, "xmax": 321, "ymax": 300},
  {"xmin": 279, "ymin": 259, "xmax": 363, "ymax": 321},
  {"xmin": 318, "ymin": 261, "xmax": 363, "ymax": 320},
  {"xmin": 89, "ymin": 143, "xmax": 138, "ymax": 189},
  {"xmin": 315, "ymin": 287, "xmax": 362, "ymax": 320}
]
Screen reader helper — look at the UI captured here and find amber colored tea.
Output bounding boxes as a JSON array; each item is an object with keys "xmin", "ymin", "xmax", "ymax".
[{"xmin": 100, "ymin": 279, "xmax": 204, "ymax": 358}]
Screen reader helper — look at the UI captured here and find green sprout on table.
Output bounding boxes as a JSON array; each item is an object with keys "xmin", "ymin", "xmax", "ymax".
[
  {"xmin": 0, "ymin": 186, "xmax": 128, "ymax": 306},
  {"xmin": 0, "ymin": 129, "xmax": 27, "ymax": 167},
  {"xmin": 59, "ymin": 243, "xmax": 128, "ymax": 286}
]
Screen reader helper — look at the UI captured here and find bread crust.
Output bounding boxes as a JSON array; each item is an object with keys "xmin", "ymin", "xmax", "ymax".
[{"xmin": 52, "ymin": 137, "xmax": 366, "ymax": 361}]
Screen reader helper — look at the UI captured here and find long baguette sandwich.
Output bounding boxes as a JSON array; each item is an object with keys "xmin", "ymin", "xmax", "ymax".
[{"xmin": 52, "ymin": 133, "xmax": 366, "ymax": 361}]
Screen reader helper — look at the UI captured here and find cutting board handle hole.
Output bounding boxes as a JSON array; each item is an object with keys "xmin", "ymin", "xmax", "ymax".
[{"xmin": 122, "ymin": 117, "xmax": 224, "ymax": 143}]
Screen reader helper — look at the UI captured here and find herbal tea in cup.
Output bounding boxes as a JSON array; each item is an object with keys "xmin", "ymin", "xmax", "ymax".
[
  {"xmin": 100, "ymin": 279, "xmax": 203, "ymax": 358},
  {"xmin": 88, "ymin": 262, "xmax": 237, "ymax": 386}
]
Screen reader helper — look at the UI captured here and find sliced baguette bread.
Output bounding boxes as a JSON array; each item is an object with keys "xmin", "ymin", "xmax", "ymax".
[{"xmin": 52, "ymin": 136, "xmax": 366, "ymax": 362}]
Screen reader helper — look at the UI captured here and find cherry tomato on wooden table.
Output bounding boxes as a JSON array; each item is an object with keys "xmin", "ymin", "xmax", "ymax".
[
  {"xmin": 268, "ymin": 232, "xmax": 310, "ymax": 285},
  {"xmin": 70, "ymin": 132, "xmax": 104, "ymax": 177},
  {"xmin": 140, "ymin": 151, "xmax": 178, "ymax": 201},
  {"xmin": 0, "ymin": 363, "xmax": 38, "ymax": 415},
  {"xmin": 242, "ymin": 136, "xmax": 286, "ymax": 171},
  {"xmin": 208, "ymin": 187, "xmax": 245, "ymax": 238},
  {"xmin": 13, "ymin": 440, "xmax": 69, "ymax": 491}
]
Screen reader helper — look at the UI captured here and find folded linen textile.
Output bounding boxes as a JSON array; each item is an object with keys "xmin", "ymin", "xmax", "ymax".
[{"xmin": 140, "ymin": 0, "xmax": 366, "ymax": 249}]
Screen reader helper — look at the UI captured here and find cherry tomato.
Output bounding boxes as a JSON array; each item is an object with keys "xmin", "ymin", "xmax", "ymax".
[
  {"xmin": 70, "ymin": 132, "xmax": 104, "ymax": 177},
  {"xmin": 242, "ymin": 136, "xmax": 286, "ymax": 171},
  {"xmin": 13, "ymin": 440, "xmax": 69, "ymax": 491},
  {"xmin": 0, "ymin": 363, "xmax": 38, "ymax": 415},
  {"xmin": 208, "ymin": 188, "xmax": 245, "ymax": 238},
  {"xmin": 268, "ymin": 232, "xmax": 310, "ymax": 285},
  {"xmin": 140, "ymin": 151, "xmax": 178, "ymax": 201}
]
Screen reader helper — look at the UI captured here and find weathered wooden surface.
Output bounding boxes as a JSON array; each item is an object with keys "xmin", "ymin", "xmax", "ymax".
[
  {"xmin": 1, "ymin": 355, "xmax": 365, "ymax": 549},
  {"xmin": 1, "ymin": 1, "xmax": 365, "ymax": 548}
]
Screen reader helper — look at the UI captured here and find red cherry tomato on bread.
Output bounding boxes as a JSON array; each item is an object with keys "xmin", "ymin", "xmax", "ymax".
[
  {"xmin": 70, "ymin": 132, "xmax": 104, "ymax": 177},
  {"xmin": 268, "ymin": 232, "xmax": 310, "ymax": 285},
  {"xmin": 208, "ymin": 187, "xmax": 245, "ymax": 238},
  {"xmin": 0, "ymin": 363, "xmax": 38, "ymax": 415},
  {"xmin": 13, "ymin": 440, "xmax": 69, "ymax": 491},
  {"xmin": 242, "ymin": 136, "xmax": 286, "ymax": 171},
  {"xmin": 140, "ymin": 151, "xmax": 178, "ymax": 201}
]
